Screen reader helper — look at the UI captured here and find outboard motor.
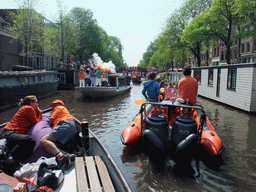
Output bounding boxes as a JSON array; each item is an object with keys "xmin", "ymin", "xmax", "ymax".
[
  {"xmin": 143, "ymin": 114, "xmax": 169, "ymax": 151},
  {"xmin": 171, "ymin": 116, "xmax": 198, "ymax": 145}
]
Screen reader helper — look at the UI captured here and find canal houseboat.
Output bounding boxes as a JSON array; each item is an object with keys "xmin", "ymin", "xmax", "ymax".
[
  {"xmin": 192, "ymin": 63, "xmax": 256, "ymax": 112},
  {"xmin": 0, "ymin": 70, "xmax": 59, "ymax": 110},
  {"xmin": 0, "ymin": 108, "xmax": 131, "ymax": 192},
  {"xmin": 75, "ymin": 74, "xmax": 131, "ymax": 99}
]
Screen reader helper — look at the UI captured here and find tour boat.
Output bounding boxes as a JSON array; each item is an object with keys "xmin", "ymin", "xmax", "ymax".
[
  {"xmin": 121, "ymin": 98, "xmax": 224, "ymax": 161},
  {"xmin": 75, "ymin": 74, "xmax": 131, "ymax": 99},
  {"xmin": 0, "ymin": 108, "xmax": 131, "ymax": 192},
  {"xmin": 0, "ymin": 68, "xmax": 59, "ymax": 110}
]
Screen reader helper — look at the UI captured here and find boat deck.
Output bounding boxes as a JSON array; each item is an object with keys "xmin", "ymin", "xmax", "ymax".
[{"xmin": 54, "ymin": 155, "xmax": 115, "ymax": 192}]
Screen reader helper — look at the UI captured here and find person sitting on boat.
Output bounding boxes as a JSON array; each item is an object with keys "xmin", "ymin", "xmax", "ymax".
[
  {"xmin": 142, "ymin": 72, "xmax": 160, "ymax": 102},
  {"xmin": 165, "ymin": 82, "xmax": 175, "ymax": 100},
  {"xmin": 85, "ymin": 69, "xmax": 91, "ymax": 86},
  {"xmin": 78, "ymin": 67, "xmax": 85, "ymax": 87},
  {"xmin": 102, "ymin": 68, "xmax": 109, "ymax": 87},
  {"xmin": 96, "ymin": 66, "xmax": 103, "ymax": 87},
  {"xmin": 178, "ymin": 66, "xmax": 198, "ymax": 104},
  {"xmin": 90, "ymin": 67, "xmax": 96, "ymax": 87},
  {"xmin": 40, "ymin": 100, "xmax": 77, "ymax": 170},
  {"xmin": 0, "ymin": 96, "xmax": 42, "ymax": 172}
]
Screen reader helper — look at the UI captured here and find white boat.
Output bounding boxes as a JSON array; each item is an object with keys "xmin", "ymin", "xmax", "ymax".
[{"xmin": 75, "ymin": 74, "xmax": 131, "ymax": 99}]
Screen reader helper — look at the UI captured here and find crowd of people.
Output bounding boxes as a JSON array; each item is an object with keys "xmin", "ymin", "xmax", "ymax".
[{"xmin": 78, "ymin": 65, "xmax": 109, "ymax": 87}]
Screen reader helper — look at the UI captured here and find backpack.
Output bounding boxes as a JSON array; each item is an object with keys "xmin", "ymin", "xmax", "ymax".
[{"xmin": 36, "ymin": 162, "xmax": 64, "ymax": 190}]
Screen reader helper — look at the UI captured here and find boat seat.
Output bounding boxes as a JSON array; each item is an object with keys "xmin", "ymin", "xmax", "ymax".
[{"xmin": 75, "ymin": 156, "xmax": 115, "ymax": 192}]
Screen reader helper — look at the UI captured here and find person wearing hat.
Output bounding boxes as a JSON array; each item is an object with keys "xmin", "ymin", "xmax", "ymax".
[
  {"xmin": 95, "ymin": 65, "xmax": 103, "ymax": 87},
  {"xmin": 40, "ymin": 100, "xmax": 77, "ymax": 170}
]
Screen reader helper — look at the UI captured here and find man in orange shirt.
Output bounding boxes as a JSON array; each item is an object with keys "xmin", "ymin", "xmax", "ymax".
[
  {"xmin": 40, "ymin": 100, "xmax": 77, "ymax": 170},
  {"xmin": 78, "ymin": 67, "xmax": 85, "ymax": 87},
  {"xmin": 178, "ymin": 66, "xmax": 198, "ymax": 104}
]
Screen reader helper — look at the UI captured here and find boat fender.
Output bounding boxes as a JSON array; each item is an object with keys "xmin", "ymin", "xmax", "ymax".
[
  {"xmin": 143, "ymin": 129, "xmax": 164, "ymax": 152},
  {"xmin": 175, "ymin": 133, "xmax": 199, "ymax": 154}
]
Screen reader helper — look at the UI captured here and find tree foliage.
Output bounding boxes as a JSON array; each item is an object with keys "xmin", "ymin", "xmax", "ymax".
[
  {"xmin": 140, "ymin": 0, "xmax": 256, "ymax": 68},
  {"xmin": 9, "ymin": 0, "xmax": 45, "ymax": 67}
]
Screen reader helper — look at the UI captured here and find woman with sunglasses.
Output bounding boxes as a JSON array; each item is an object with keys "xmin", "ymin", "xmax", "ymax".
[{"xmin": 0, "ymin": 95, "xmax": 42, "ymax": 173}]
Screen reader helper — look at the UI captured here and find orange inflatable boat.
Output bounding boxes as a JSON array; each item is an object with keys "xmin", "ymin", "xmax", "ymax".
[{"xmin": 121, "ymin": 98, "xmax": 224, "ymax": 158}]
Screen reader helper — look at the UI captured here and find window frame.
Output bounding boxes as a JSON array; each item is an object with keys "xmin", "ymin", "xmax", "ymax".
[
  {"xmin": 227, "ymin": 68, "xmax": 237, "ymax": 91},
  {"xmin": 208, "ymin": 68, "xmax": 214, "ymax": 87},
  {"xmin": 193, "ymin": 69, "xmax": 201, "ymax": 84}
]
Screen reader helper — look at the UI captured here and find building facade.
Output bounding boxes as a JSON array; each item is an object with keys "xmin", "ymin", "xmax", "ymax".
[{"xmin": 0, "ymin": 9, "xmax": 59, "ymax": 71}]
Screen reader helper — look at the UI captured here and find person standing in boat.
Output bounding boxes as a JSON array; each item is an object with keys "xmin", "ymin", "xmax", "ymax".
[
  {"xmin": 78, "ymin": 67, "xmax": 85, "ymax": 87},
  {"xmin": 142, "ymin": 72, "xmax": 160, "ymax": 102},
  {"xmin": 0, "ymin": 96, "xmax": 42, "ymax": 171},
  {"xmin": 102, "ymin": 68, "xmax": 109, "ymax": 87},
  {"xmin": 178, "ymin": 66, "xmax": 198, "ymax": 104},
  {"xmin": 40, "ymin": 100, "xmax": 77, "ymax": 170},
  {"xmin": 90, "ymin": 67, "xmax": 96, "ymax": 87},
  {"xmin": 85, "ymin": 69, "xmax": 91, "ymax": 86},
  {"xmin": 96, "ymin": 65, "xmax": 103, "ymax": 87}
]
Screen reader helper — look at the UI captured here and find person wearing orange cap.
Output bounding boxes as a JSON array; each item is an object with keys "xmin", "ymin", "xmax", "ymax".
[
  {"xmin": 40, "ymin": 100, "xmax": 77, "ymax": 170},
  {"xmin": 95, "ymin": 65, "xmax": 103, "ymax": 87}
]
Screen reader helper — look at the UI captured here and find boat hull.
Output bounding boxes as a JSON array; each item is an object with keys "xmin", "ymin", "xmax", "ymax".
[
  {"xmin": 0, "ymin": 71, "xmax": 59, "ymax": 110},
  {"xmin": 76, "ymin": 86, "xmax": 131, "ymax": 98}
]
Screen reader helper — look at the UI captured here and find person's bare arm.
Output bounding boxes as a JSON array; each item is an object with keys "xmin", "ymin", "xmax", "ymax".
[{"xmin": 49, "ymin": 118, "xmax": 54, "ymax": 126}]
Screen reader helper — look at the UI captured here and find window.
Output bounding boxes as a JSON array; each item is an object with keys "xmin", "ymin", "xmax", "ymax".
[
  {"xmin": 227, "ymin": 68, "xmax": 237, "ymax": 90},
  {"xmin": 221, "ymin": 51, "xmax": 224, "ymax": 60},
  {"xmin": 241, "ymin": 43, "xmax": 245, "ymax": 53},
  {"xmin": 254, "ymin": 39, "xmax": 256, "ymax": 51},
  {"xmin": 193, "ymin": 69, "xmax": 201, "ymax": 84},
  {"xmin": 246, "ymin": 42, "xmax": 251, "ymax": 52},
  {"xmin": 208, "ymin": 69, "xmax": 214, "ymax": 86},
  {"xmin": 242, "ymin": 58, "xmax": 247, "ymax": 63}
]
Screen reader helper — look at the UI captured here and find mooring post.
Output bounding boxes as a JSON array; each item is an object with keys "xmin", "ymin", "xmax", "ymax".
[{"xmin": 81, "ymin": 121, "xmax": 89, "ymax": 153}]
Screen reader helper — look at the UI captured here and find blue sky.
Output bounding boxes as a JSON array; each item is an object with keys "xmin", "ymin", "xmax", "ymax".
[{"xmin": 1, "ymin": 0, "xmax": 184, "ymax": 66}]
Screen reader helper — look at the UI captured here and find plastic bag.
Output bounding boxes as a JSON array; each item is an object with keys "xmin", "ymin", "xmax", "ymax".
[{"xmin": 14, "ymin": 157, "xmax": 59, "ymax": 191}]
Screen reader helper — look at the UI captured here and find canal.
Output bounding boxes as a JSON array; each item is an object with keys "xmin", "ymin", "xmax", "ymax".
[{"xmin": 0, "ymin": 85, "xmax": 255, "ymax": 191}]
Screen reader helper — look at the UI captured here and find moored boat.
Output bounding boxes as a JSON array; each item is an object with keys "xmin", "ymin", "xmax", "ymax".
[
  {"xmin": 0, "ymin": 70, "xmax": 59, "ymax": 110},
  {"xmin": 121, "ymin": 98, "xmax": 224, "ymax": 162},
  {"xmin": 75, "ymin": 74, "xmax": 131, "ymax": 99}
]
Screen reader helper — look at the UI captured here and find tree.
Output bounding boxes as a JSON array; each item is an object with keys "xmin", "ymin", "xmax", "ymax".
[
  {"xmin": 10, "ymin": 0, "xmax": 44, "ymax": 67},
  {"xmin": 195, "ymin": 0, "xmax": 242, "ymax": 64},
  {"xmin": 139, "ymin": 40, "xmax": 158, "ymax": 67},
  {"xmin": 181, "ymin": 0, "xmax": 212, "ymax": 66}
]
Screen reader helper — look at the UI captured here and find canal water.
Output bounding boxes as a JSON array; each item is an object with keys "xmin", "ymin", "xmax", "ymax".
[{"xmin": 0, "ymin": 85, "xmax": 255, "ymax": 191}]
